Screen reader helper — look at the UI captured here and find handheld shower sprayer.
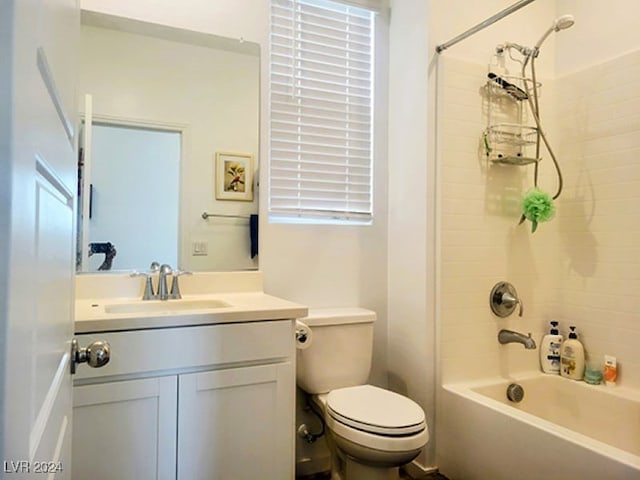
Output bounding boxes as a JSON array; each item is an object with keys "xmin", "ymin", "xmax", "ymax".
[
  {"xmin": 495, "ymin": 14, "xmax": 576, "ymax": 230},
  {"xmin": 554, "ymin": 14, "xmax": 576, "ymax": 30},
  {"xmin": 533, "ymin": 14, "xmax": 575, "ymax": 52}
]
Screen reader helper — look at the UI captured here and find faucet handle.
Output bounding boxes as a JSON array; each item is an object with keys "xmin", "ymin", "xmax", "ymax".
[
  {"xmin": 130, "ymin": 271, "xmax": 156, "ymax": 300},
  {"xmin": 502, "ymin": 292, "xmax": 524, "ymax": 317},
  {"xmin": 169, "ymin": 270, "xmax": 192, "ymax": 300},
  {"xmin": 490, "ymin": 282, "xmax": 524, "ymax": 317},
  {"xmin": 149, "ymin": 261, "xmax": 160, "ymax": 272}
]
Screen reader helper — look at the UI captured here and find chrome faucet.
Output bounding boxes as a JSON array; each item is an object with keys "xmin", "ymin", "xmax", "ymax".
[
  {"xmin": 132, "ymin": 263, "xmax": 188, "ymax": 301},
  {"xmin": 157, "ymin": 264, "xmax": 173, "ymax": 300},
  {"xmin": 498, "ymin": 329, "xmax": 536, "ymax": 349}
]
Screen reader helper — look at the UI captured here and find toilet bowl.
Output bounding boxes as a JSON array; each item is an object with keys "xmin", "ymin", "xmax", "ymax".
[
  {"xmin": 297, "ymin": 308, "xmax": 429, "ymax": 480},
  {"xmin": 316, "ymin": 385, "xmax": 428, "ymax": 478}
]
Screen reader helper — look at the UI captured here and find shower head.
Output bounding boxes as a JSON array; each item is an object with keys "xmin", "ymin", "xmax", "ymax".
[
  {"xmin": 534, "ymin": 14, "xmax": 575, "ymax": 50},
  {"xmin": 553, "ymin": 14, "xmax": 575, "ymax": 31}
]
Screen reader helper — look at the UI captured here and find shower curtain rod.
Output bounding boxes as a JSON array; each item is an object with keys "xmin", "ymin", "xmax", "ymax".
[{"xmin": 435, "ymin": 0, "xmax": 536, "ymax": 54}]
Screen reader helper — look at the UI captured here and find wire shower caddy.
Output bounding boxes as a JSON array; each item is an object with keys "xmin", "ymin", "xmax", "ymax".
[{"xmin": 483, "ymin": 54, "xmax": 542, "ymax": 166}]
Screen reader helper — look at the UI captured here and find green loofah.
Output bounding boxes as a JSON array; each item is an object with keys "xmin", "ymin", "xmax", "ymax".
[{"xmin": 520, "ymin": 188, "xmax": 555, "ymax": 233}]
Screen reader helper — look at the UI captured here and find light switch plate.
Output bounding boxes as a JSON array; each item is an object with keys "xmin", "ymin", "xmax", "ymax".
[{"xmin": 192, "ymin": 241, "xmax": 208, "ymax": 256}]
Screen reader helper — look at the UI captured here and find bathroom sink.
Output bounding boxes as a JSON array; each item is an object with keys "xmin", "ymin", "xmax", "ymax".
[{"xmin": 104, "ymin": 299, "xmax": 231, "ymax": 315}]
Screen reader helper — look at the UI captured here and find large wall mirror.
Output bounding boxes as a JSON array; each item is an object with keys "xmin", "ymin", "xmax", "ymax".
[{"xmin": 77, "ymin": 11, "xmax": 260, "ymax": 273}]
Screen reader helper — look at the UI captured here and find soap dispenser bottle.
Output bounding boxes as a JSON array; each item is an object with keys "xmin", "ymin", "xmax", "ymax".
[
  {"xmin": 560, "ymin": 326, "xmax": 585, "ymax": 380},
  {"xmin": 540, "ymin": 321, "xmax": 563, "ymax": 374}
]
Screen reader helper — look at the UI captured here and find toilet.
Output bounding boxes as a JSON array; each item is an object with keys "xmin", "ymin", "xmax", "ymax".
[{"xmin": 297, "ymin": 308, "xmax": 428, "ymax": 480}]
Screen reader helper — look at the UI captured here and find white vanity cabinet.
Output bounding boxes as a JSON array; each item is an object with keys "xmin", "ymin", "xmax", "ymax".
[
  {"xmin": 177, "ymin": 364, "xmax": 292, "ymax": 479},
  {"xmin": 72, "ymin": 376, "xmax": 178, "ymax": 480},
  {"xmin": 72, "ymin": 319, "xmax": 295, "ymax": 480}
]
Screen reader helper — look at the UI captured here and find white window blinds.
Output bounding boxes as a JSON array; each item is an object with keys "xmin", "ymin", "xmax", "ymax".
[{"xmin": 269, "ymin": 0, "xmax": 375, "ymax": 223}]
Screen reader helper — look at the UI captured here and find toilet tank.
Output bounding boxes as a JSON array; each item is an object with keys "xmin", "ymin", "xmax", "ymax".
[{"xmin": 296, "ymin": 308, "xmax": 375, "ymax": 394}]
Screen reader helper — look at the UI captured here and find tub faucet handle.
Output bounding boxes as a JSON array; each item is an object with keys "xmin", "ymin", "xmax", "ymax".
[
  {"xmin": 490, "ymin": 282, "xmax": 524, "ymax": 317},
  {"xmin": 502, "ymin": 292, "xmax": 524, "ymax": 317}
]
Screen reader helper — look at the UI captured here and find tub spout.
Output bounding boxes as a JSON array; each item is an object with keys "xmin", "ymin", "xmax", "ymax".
[{"xmin": 498, "ymin": 329, "xmax": 536, "ymax": 349}]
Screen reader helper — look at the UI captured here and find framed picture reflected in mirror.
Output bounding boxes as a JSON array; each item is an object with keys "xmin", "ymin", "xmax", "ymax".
[{"xmin": 215, "ymin": 151, "xmax": 254, "ymax": 201}]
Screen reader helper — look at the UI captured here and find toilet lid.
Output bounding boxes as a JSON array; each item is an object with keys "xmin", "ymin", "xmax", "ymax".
[{"xmin": 327, "ymin": 385, "xmax": 426, "ymax": 436}]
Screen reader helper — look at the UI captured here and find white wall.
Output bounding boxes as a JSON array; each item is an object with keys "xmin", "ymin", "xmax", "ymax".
[
  {"xmin": 429, "ymin": 0, "xmax": 557, "ymax": 76},
  {"xmin": 428, "ymin": 0, "xmax": 557, "ymax": 475},
  {"xmin": 428, "ymin": 2, "xmax": 559, "ymax": 366},
  {"xmin": 556, "ymin": 0, "xmax": 640, "ymax": 76},
  {"xmin": 555, "ymin": 49, "xmax": 640, "ymax": 389},
  {"xmin": 435, "ymin": 56, "xmax": 559, "ymax": 383},
  {"xmin": 387, "ymin": 0, "xmax": 434, "ymax": 470},
  {"xmin": 430, "ymin": 0, "xmax": 558, "ymax": 385},
  {"xmin": 79, "ymin": 24, "xmax": 259, "ymax": 271},
  {"xmin": 80, "ymin": 0, "xmax": 267, "ymax": 45},
  {"xmin": 553, "ymin": 0, "xmax": 640, "ymax": 389}
]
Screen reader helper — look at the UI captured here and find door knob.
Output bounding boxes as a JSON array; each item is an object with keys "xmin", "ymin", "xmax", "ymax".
[{"xmin": 71, "ymin": 339, "xmax": 111, "ymax": 374}]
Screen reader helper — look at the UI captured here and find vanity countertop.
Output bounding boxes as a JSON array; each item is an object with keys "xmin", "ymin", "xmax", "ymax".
[{"xmin": 75, "ymin": 292, "xmax": 308, "ymax": 333}]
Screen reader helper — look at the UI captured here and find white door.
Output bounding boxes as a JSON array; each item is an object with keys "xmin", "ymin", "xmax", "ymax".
[{"xmin": 0, "ymin": 1, "xmax": 79, "ymax": 477}]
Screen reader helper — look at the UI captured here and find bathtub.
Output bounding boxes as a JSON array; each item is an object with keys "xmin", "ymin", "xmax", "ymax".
[{"xmin": 438, "ymin": 373, "xmax": 640, "ymax": 480}]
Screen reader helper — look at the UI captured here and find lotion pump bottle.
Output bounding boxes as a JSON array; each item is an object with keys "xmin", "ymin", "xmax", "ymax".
[
  {"xmin": 540, "ymin": 321, "xmax": 563, "ymax": 374},
  {"xmin": 560, "ymin": 326, "xmax": 585, "ymax": 380}
]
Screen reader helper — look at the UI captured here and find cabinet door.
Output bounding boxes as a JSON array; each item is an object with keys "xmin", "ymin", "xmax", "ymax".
[
  {"xmin": 178, "ymin": 363, "xmax": 294, "ymax": 480},
  {"xmin": 72, "ymin": 376, "xmax": 177, "ymax": 480}
]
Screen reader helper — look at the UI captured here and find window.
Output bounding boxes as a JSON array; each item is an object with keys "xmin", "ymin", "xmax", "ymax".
[{"xmin": 269, "ymin": 0, "xmax": 375, "ymax": 223}]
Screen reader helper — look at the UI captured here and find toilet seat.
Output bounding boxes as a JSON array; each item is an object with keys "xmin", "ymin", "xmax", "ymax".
[{"xmin": 327, "ymin": 385, "xmax": 426, "ymax": 436}]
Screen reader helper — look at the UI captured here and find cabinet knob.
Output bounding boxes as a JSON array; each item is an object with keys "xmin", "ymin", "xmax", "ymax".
[{"xmin": 71, "ymin": 339, "xmax": 111, "ymax": 374}]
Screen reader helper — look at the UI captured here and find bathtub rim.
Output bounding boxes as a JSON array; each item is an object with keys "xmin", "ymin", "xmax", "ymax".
[{"xmin": 442, "ymin": 371, "xmax": 640, "ymax": 472}]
